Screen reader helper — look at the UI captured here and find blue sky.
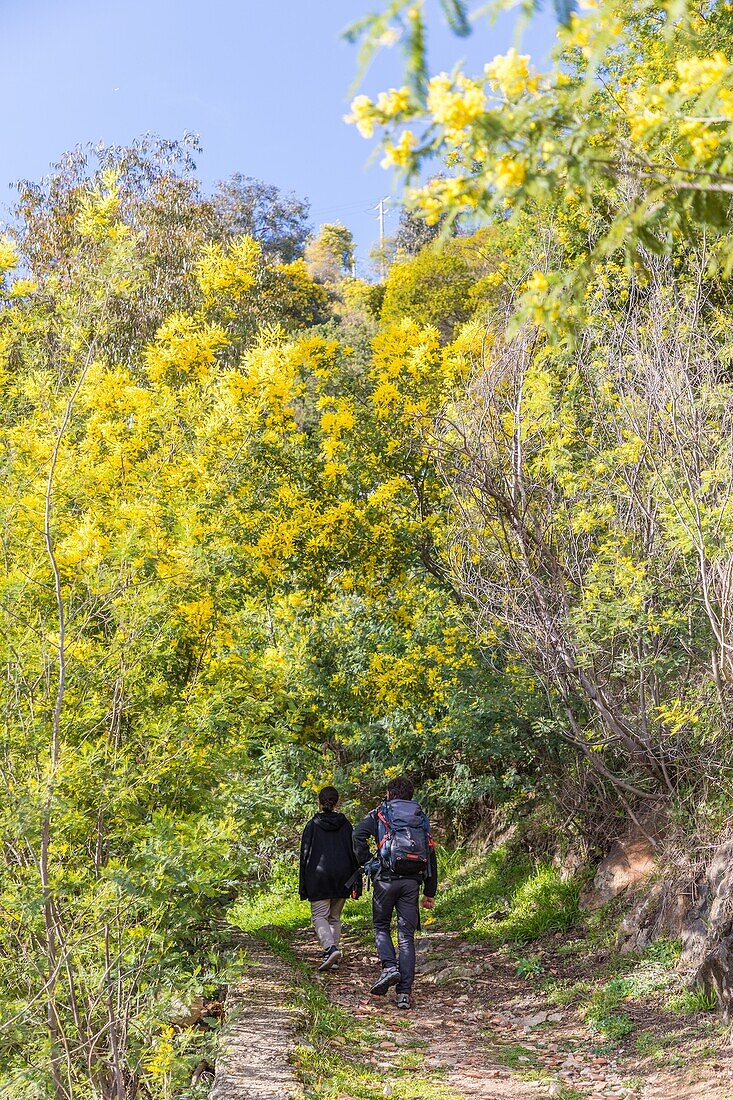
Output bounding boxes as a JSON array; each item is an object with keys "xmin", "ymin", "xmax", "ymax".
[{"xmin": 3, "ymin": 1, "xmax": 557, "ymax": 272}]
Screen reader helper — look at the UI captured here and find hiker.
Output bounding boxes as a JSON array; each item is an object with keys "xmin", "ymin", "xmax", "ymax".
[
  {"xmin": 353, "ymin": 775, "xmax": 437, "ymax": 1009},
  {"xmin": 299, "ymin": 785, "xmax": 360, "ymax": 972}
]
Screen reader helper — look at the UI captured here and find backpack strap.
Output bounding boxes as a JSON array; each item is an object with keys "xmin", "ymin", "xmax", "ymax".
[
  {"xmin": 423, "ymin": 813, "xmax": 435, "ymax": 849},
  {"xmin": 376, "ymin": 801, "xmax": 391, "ymax": 850}
]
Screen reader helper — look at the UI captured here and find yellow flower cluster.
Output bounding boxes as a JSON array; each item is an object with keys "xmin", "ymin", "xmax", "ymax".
[
  {"xmin": 8, "ymin": 278, "xmax": 37, "ymax": 298},
  {"xmin": 0, "ymin": 238, "xmax": 19, "ymax": 274},
  {"xmin": 562, "ymin": 13, "xmax": 592, "ymax": 50},
  {"xmin": 679, "ymin": 119, "xmax": 721, "ymax": 159},
  {"xmin": 76, "ymin": 175, "xmax": 127, "ymax": 242},
  {"xmin": 676, "ymin": 53, "xmax": 729, "ymax": 97},
  {"xmin": 526, "ymin": 271, "xmax": 549, "ymax": 293},
  {"xmin": 654, "ymin": 699, "xmax": 700, "ymax": 735},
  {"xmin": 346, "ymin": 94, "xmax": 378, "ymax": 138},
  {"xmin": 345, "ymin": 86, "xmax": 411, "ymax": 140},
  {"xmin": 144, "ymin": 314, "xmax": 229, "ymax": 384},
  {"xmin": 196, "ymin": 236, "xmax": 261, "ymax": 305},
  {"xmin": 411, "ymin": 176, "xmax": 479, "ymax": 225},
  {"xmin": 376, "ymin": 86, "xmax": 411, "ymax": 118},
  {"xmin": 320, "ymin": 398, "xmax": 357, "ymax": 479},
  {"xmin": 381, "ymin": 129, "xmax": 417, "ymax": 169},
  {"xmin": 426, "ymin": 73, "xmax": 486, "ymax": 143},
  {"xmin": 485, "ymin": 48, "xmax": 539, "ymax": 100},
  {"xmin": 179, "ymin": 595, "xmax": 215, "ymax": 632},
  {"xmin": 493, "ymin": 155, "xmax": 527, "ymax": 193}
]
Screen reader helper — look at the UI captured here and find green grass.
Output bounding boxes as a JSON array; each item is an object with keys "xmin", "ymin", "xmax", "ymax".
[
  {"xmin": 515, "ymin": 954, "xmax": 544, "ymax": 979},
  {"xmin": 666, "ymin": 988, "xmax": 719, "ymax": 1015},
  {"xmin": 494, "ymin": 1042, "xmax": 539, "ymax": 1069},
  {"xmin": 585, "ymin": 1007, "xmax": 634, "ymax": 1040},
  {"xmin": 227, "ymin": 861, "xmax": 374, "ymax": 936},
  {"xmin": 432, "ymin": 846, "xmax": 581, "ymax": 944},
  {"xmin": 488, "ymin": 1040, "xmax": 551, "ymax": 1084},
  {"xmin": 577, "ymin": 940, "xmax": 685, "ymax": 1042},
  {"xmin": 644, "ymin": 939, "xmax": 682, "ymax": 968},
  {"xmin": 635, "ymin": 1029, "xmax": 678, "ymax": 1058},
  {"xmin": 230, "ymin": 844, "xmax": 582, "ymax": 951},
  {"xmin": 542, "ymin": 976, "xmax": 593, "ymax": 1007}
]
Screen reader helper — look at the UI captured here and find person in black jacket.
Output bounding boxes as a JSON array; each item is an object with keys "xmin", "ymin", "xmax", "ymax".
[
  {"xmin": 353, "ymin": 775, "xmax": 437, "ymax": 1010},
  {"xmin": 299, "ymin": 786, "xmax": 359, "ymax": 971}
]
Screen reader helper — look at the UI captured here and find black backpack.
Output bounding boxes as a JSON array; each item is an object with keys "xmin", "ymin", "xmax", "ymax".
[{"xmin": 376, "ymin": 799, "xmax": 433, "ymax": 877}]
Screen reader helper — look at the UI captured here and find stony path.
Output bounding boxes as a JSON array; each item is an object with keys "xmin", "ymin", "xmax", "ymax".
[
  {"xmin": 210, "ymin": 923, "xmax": 733, "ymax": 1100},
  {"xmin": 211, "ymin": 936, "xmax": 302, "ymax": 1100},
  {"xmin": 291, "ymin": 924, "xmax": 733, "ymax": 1100}
]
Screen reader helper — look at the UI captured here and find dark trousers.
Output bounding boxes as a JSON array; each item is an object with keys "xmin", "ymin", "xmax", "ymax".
[{"xmin": 372, "ymin": 876, "xmax": 419, "ymax": 993}]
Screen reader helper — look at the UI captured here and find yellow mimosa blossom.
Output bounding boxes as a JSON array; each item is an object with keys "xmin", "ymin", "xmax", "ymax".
[
  {"xmin": 526, "ymin": 271, "xmax": 549, "ymax": 293},
  {"xmin": 427, "ymin": 73, "xmax": 486, "ymax": 142},
  {"xmin": 676, "ymin": 53, "xmax": 729, "ymax": 97},
  {"xmin": 679, "ymin": 119, "xmax": 721, "ymax": 159},
  {"xmin": 196, "ymin": 236, "xmax": 260, "ymax": 305},
  {"xmin": 627, "ymin": 110, "xmax": 662, "ymax": 142},
  {"xmin": 655, "ymin": 699, "xmax": 700, "ymax": 735},
  {"xmin": 0, "ymin": 238, "xmax": 19, "ymax": 273},
  {"xmin": 180, "ymin": 596, "xmax": 214, "ymax": 632},
  {"xmin": 345, "ymin": 94, "xmax": 377, "ymax": 138},
  {"xmin": 8, "ymin": 278, "xmax": 37, "ymax": 298},
  {"xmin": 563, "ymin": 13, "xmax": 591, "ymax": 50},
  {"xmin": 412, "ymin": 175, "xmax": 478, "ymax": 223},
  {"xmin": 381, "ymin": 129, "xmax": 418, "ymax": 168},
  {"xmin": 375, "ymin": 85, "xmax": 411, "ymax": 117},
  {"xmin": 144, "ymin": 314, "xmax": 228, "ymax": 383},
  {"xmin": 493, "ymin": 155, "xmax": 526, "ymax": 192},
  {"xmin": 485, "ymin": 48, "xmax": 538, "ymax": 100}
]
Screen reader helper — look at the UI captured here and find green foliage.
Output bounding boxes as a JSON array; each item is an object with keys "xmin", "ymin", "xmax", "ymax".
[
  {"xmin": 635, "ymin": 1030, "xmax": 677, "ymax": 1057},
  {"xmin": 380, "ymin": 243, "xmax": 474, "ymax": 338},
  {"xmin": 494, "ymin": 1043, "xmax": 539, "ymax": 1070},
  {"xmin": 643, "ymin": 939, "xmax": 682, "ymax": 969},
  {"xmin": 667, "ymin": 988, "xmax": 719, "ymax": 1015},
  {"xmin": 584, "ymin": 1003, "xmax": 634, "ymax": 1042},
  {"xmin": 515, "ymin": 954, "xmax": 544, "ymax": 979},
  {"xmin": 430, "ymin": 847, "xmax": 581, "ymax": 944},
  {"xmin": 304, "ymin": 223, "xmax": 355, "ymax": 283}
]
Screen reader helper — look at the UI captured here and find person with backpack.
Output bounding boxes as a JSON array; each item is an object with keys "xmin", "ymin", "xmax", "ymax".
[
  {"xmin": 299, "ymin": 785, "xmax": 360, "ymax": 972},
  {"xmin": 353, "ymin": 775, "xmax": 437, "ymax": 1009}
]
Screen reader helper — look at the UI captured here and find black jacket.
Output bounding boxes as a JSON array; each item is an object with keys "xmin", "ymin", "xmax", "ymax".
[
  {"xmin": 299, "ymin": 811, "xmax": 360, "ymax": 901},
  {"xmin": 353, "ymin": 799, "xmax": 438, "ymax": 898}
]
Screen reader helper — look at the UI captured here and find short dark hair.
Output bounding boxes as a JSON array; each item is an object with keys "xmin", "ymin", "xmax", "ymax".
[
  {"xmin": 318, "ymin": 785, "xmax": 339, "ymax": 811},
  {"xmin": 386, "ymin": 776, "xmax": 414, "ymax": 801}
]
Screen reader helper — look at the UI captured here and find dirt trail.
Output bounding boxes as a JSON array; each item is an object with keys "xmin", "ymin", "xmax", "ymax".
[
  {"xmin": 291, "ymin": 924, "xmax": 733, "ymax": 1100},
  {"xmin": 211, "ymin": 936, "xmax": 302, "ymax": 1100}
]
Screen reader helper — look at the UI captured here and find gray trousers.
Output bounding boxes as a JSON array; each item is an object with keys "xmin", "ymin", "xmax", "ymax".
[
  {"xmin": 372, "ymin": 876, "xmax": 420, "ymax": 993},
  {"xmin": 310, "ymin": 897, "xmax": 346, "ymax": 950}
]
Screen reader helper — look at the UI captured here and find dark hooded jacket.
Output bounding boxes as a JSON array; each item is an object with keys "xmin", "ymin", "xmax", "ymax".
[{"xmin": 299, "ymin": 811, "xmax": 360, "ymax": 901}]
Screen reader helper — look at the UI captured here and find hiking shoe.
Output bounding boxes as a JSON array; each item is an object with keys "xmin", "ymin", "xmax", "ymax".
[
  {"xmin": 396, "ymin": 992, "xmax": 411, "ymax": 1010},
  {"xmin": 317, "ymin": 946, "xmax": 342, "ymax": 972},
  {"xmin": 370, "ymin": 965, "xmax": 400, "ymax": 996}
]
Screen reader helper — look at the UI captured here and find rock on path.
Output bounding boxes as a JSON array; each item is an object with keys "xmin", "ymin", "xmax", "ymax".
[{"xmin": 211, "ymin": 936, "xmax": 302, "ymax": 1100}]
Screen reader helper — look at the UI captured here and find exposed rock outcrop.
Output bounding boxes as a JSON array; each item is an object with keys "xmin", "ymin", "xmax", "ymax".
[
  {"xmin": 594, "ymin": 831, "xmax": 733, "ymax": 1016},
  {"xmin": 680, "ymin": 838, "xmax": 733, "ymax": 1019},
  {"xmin": 579, "ymin": 834, "xmax": 657, "ymax": 911}
]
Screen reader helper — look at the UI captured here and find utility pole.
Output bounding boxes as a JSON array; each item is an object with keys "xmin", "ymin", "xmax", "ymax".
[{"xmin": 376, "ymin": 197, "xmax": 388, "ymax": 281}]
